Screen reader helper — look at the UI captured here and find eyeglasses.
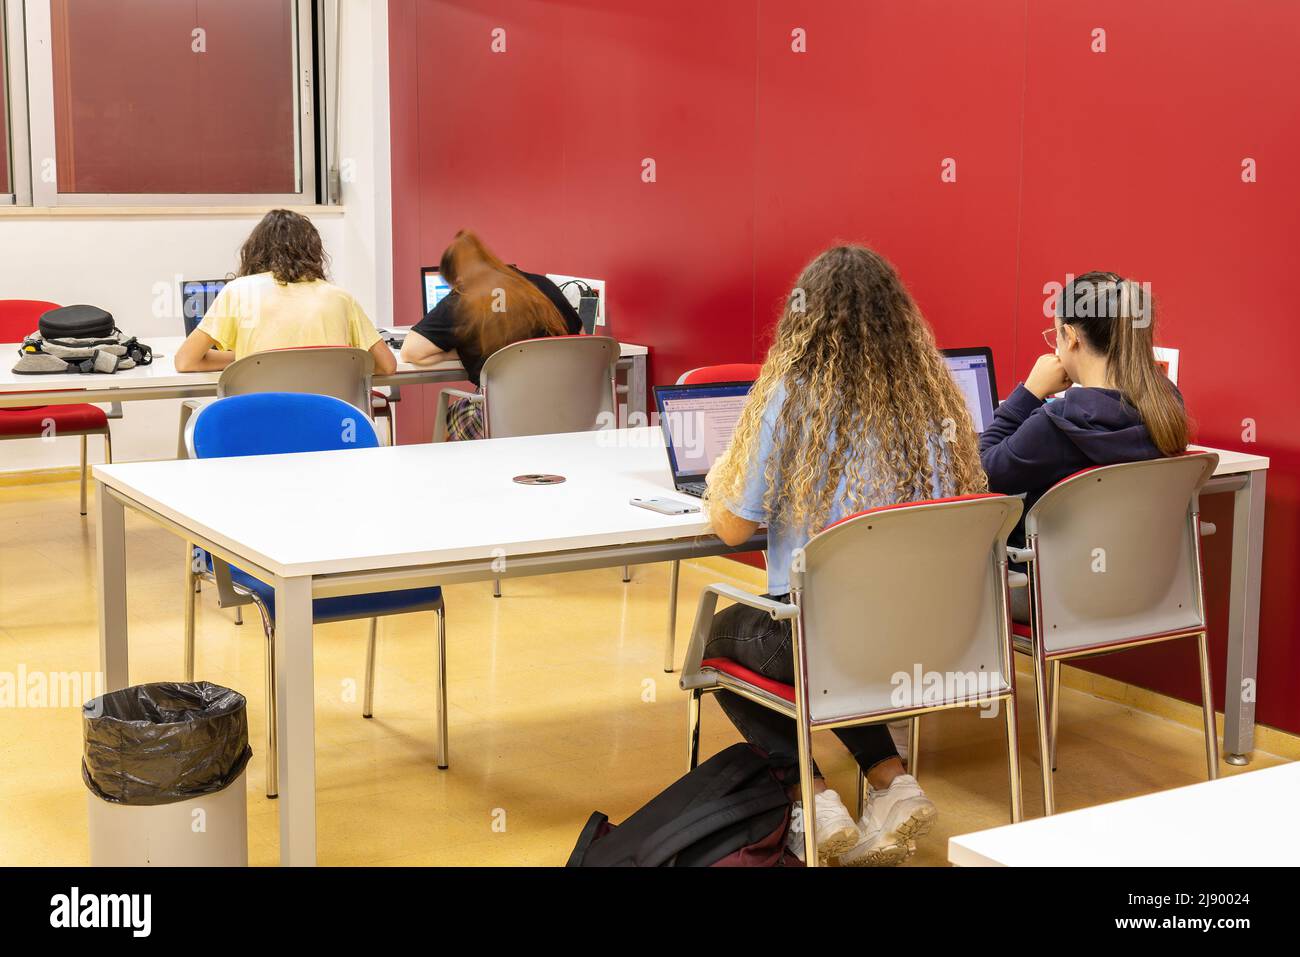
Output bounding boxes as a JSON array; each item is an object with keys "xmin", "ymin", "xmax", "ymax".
[{"xmin": 1041, "ymin": 326, "xmax": 1058, "ymax": 350}]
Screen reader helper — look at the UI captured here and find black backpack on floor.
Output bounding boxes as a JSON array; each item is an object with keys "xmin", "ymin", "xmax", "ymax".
[{"xmin": 566, "ymin": 744, "xmax": 799, "ymax": 867}]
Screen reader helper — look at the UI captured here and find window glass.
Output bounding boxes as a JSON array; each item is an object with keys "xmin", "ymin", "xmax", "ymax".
[{"xmin": 50, "ymin": 0, "xmax": 299, "ymax": 194}]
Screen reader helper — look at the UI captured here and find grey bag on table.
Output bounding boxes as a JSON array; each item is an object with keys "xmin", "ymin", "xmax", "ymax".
[{"xmin": 12, "ymin": 330, "xmax": 153, "ymax": 375}]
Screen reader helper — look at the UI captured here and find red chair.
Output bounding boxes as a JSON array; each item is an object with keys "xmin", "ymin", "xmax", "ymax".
[
  {"xmin": 0, "ymin": 300, "xmax": 113, "ymax": 515},
  {"xmin": 661, "ymin": 363, "xmax": 763, "ymax": 672}
]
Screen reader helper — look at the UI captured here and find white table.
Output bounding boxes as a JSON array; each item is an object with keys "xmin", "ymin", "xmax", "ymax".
[
  {"xmin": 949, "ymin": 760, "xmax": 1299, "ymax": 866},
  {"xmin": 0, "ymin": 335, "xmax": 651, "ymax": 421},
  {"xmin": 92, "ymin": 433, "xmax": 1270, "ymax": 866},
  {"xmin": 93, "ymin": 427, "xmax": 759, "ymax": 866},
  {"xmin": 1189, "ymin": 446, "xmax": 1269, "ymax": 765}
]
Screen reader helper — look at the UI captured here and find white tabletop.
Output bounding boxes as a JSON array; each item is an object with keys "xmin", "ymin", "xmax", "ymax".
[
  {"xmin": 94, "ymin": 427, "xmax": 707, "ymax": 578},
  {"xmin": 949, "ymin": 761, "xmax": 1300, "ymax": 866},
  {"xmin": 1189, "ymin": 444, "xmax": 1269, "ymax": 474},
  {"xmin": 0, "ymin": 335, "xmax": 648, "ymax": 394}
]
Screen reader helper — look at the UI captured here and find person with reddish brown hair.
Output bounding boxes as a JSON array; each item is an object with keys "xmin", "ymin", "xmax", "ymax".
[{"xmin": 401, "ymin": 229, "xmax": 583, "ymax": 439}]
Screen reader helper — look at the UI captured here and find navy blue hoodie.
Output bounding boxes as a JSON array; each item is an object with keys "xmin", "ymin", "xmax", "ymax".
[{"xmin": 980, "ymin": 383, "xmax": 1175, "ymax": 548}]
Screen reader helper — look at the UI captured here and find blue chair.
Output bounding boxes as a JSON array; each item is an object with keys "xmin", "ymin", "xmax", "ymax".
[{"xmin": 182, "ymin": 393, "xmax": 447, "ymax": 798}]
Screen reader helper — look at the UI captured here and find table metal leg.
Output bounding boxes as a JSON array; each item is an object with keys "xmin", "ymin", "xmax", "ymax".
[
  {"xmin": 663, "ymin": 559, "xmax": 680, "ymax": 673},
  {"xmin": 1223, "ymin": 471, "xmax": 1266, "ymax": 765},
  {"xmin": 96, "ymin": 484, "xmax": 130, "ymax": 691},
  {"xmin": 626, "ymin": 354, "xmax": 647, "ymax": 426},
  {"xmin": 273, "ymin": 575, "xmax": 317, "ymax": 866}
]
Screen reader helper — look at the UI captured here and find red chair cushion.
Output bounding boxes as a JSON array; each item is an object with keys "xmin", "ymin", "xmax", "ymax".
[
  {"xmin": 823, "ymin": 493, "xmax": 1007, "ymax": 531},
  {"xmin": 0, "ymin": 403, "xmax": 108, "ymax": 437},
  {"xmin": 1011, "ymin": 621, "xmax": 1032, "ymax": 639},
  {"xmin": 679, "ymin": 363, "xmax": 762, "ymax": 385},
  {"xmin": 701, "ymin": 657, "xmax": 796, "ymax": 702}
]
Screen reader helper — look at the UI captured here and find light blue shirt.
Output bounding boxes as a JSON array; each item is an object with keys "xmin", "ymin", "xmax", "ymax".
[{"xmin": 729, "ymin": 382, "xmax": 946, "ymax": 595}]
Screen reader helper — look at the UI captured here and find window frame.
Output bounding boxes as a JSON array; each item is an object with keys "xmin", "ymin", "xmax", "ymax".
[
  {"xmin": 2, "ymin": 0, "xmax": 34, "ymax": 205},
  {"xmin": 16, "ymin": 0, "xmax": 319, "ymax": 207}
]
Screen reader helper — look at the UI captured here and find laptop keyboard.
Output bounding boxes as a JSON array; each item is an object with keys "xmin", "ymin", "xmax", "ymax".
[{"xmin": 679, "ymin": 482, "xmax": 707, "ymax": 498}]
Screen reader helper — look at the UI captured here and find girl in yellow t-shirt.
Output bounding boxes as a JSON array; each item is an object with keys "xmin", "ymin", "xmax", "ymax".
[{"xmin": 174, "ymin": 209, "xmax": 395, "ymax": 376}]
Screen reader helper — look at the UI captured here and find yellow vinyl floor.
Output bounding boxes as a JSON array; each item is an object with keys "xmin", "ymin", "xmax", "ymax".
[{"xmin": 0, "ymin": 477, "xmax": 1289, "ymax": 866}]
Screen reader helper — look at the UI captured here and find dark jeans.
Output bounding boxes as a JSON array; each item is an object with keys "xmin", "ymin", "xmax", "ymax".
[{"xmin": 703, "ymin": 596, "xmax": 900, "ymax": 781}]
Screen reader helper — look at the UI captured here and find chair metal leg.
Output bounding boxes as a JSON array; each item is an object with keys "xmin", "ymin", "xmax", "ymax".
[
  {"xmin": 622, "ymin": 564, "xmax": 631, "ymax": 583},
  {"xmin": 362, "ymin": 618, "xmax": 378, "ymax": 718},
  {"xmin": 1004, "ymin": 692, "xmax": 1024, "ymax": 823},
  {"xmin": 1032, "ymin": 646, "xmax": 1055, "ymax": 815},
  {"xmin": 663, "ymin": 560, "xmax": 680, "ymax": 673},
  {"xmin": 686, "ymin": 689, "xmax": 702, "ymax": 771},
  {"xmin": 255, "ymin": 602, "xmax": 279, "ymax": 799},
  {"xmin": 183, "ymin": 546, "xmax": 196, "ymax": 681},
  {"xmin": 435, "ymin": 605, "xmax": 449, "ymax": 770},
  {"xmin": 1049, "ymin": 659, "xmax": 1060, "ymax": 772},
  {"xmin": 492, "ymin": 578, "xmax": 501, "ymax": 598},
  {"xmin": 104, "ymin": 432, "xmax": 112, "ymax": 465},
  {"xmin": 234, "ymin": 607, "xmax": 243, "ymax": 626},
  {"xmin": 908, "ymin": 716, "xmax": 921, "ymax": 778},
  {"xmin": 79, "ymin": 435, "xmax": 89, "ymax": 515},
  {"xmin": 1198, "ymin": 632, "xmax": 1220, "ymax": 780},
  {"xmin": 795, "ymin": 713, "xmax": 818, "ymax": 867}
]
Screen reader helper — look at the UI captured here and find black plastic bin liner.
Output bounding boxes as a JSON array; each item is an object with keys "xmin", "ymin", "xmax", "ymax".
[{"xmin": 82, "ymin": 681, "xmax": 252, "ymax": 806}]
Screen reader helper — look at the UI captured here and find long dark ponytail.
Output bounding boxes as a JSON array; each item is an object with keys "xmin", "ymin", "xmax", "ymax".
[{"xmin": 1058, "ymin": 271, "xmax": 1188, "ymax": 455}]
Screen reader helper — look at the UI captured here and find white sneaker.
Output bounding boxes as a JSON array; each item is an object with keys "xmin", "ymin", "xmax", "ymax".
[
  {"xmin": 866, "ymin": 773, "xmax": 937, "ymax": 844},
  {"xmin": 836, "ymin": 815, "xmax": 916, "ymax": 867},
  {"xmin": 786, "ymin": 789, "xmax": 861, "ymax": 864}
]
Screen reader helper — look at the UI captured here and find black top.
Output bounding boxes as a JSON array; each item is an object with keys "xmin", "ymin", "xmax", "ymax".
[{"xmin": 411, "ymin": 268, "xmax": 583, "ymax": 386}]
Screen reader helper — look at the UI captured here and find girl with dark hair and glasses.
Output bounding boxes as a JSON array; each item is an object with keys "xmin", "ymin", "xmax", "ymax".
[{"xmin": 980, "ymin": 271, "xmax": 1190, "ymax": 621}]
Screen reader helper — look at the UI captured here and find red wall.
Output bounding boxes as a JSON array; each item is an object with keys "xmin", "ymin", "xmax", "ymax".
[{"xmin": 389, "ymin": 1, "xmax": 1300, "ymax": 735}]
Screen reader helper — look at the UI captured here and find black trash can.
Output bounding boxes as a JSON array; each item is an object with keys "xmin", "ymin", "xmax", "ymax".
[{"xmin": 83, "ymin": 681, "xmax": 252, "ymax": 866}]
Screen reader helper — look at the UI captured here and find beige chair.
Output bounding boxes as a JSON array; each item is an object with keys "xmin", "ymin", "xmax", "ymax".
[
  {"xmin": 176, "ymin": 346, "xmax": 377, "ymax": 456},
  {"xmin": 433, "ymin": 335, "xmax": 618, "ymax": 441},
  {"xmin": 434, "ymin": 335, "xmax": 619, "ymax": 595},
  {"xmin": 1008, "ymin": 453, "xmax": 1221, "ymax": 815},
  {"xmin": 680, "ymin": 494, "xmax": 1025, "ymax": 865}
]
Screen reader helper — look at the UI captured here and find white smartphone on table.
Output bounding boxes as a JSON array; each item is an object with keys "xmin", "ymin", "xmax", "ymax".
[{"xmin": 630, "ymin": 497, "xmax": 700, "ymax": 515}]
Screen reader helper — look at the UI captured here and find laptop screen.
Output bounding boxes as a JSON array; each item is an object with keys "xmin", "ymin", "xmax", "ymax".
[
  {"xmin": 654, "ymin": 381, "xmax": 753, "ymax": 481},
  {"xmin": 421, "ymin": 267, "xmax": 452, "ymax": 316},
  {"xmin": 941, "ymin": 348, "xmax": 998, "ymax": 434},
  {"xmin": 180, "ymin": 279, "xmax": 227, "ymax": 335}
]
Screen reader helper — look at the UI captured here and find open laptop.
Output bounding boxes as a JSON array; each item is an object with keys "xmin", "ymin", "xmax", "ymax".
[
  {"xmin": 421, "ymin": 266, "xmax": 453, "ymax": 315},
  {"xmin": 653, "ymin": 381, "xmax": 753, "ymax": 497},
  {"xmin": 941, "ymin": 347, "xmax": 999, "ymax": 434},
  {"xmin": 180, "ymin": 279, "xmax": 227, "ymax": 335}
]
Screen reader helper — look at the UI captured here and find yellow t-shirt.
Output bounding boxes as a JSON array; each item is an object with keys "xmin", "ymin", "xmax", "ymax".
[{"xmin": 197, "ymin": 273, "xmax": 382, "ymax": 359}]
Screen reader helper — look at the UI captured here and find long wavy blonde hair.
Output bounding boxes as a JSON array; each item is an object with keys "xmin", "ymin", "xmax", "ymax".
[{"xmin": 708, "ymin": 245, "xmax": 986, "ymax": 533}]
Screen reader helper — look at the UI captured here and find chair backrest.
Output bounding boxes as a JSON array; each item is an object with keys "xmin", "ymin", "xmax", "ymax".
[
  {"xmin": 678, "ymin": 363, "xmax": 762, "ymax": 385},
  {"xmin": 188, "ymin": 392, "xmax": 379, "ymax": 459},
  {"xmin": 792, "ymin": 494, "xmax": 1022, "ymax": 725},
  {"xmin": 479, "ymin": 335, "xmax": 618, "ymax": 438},
  {"xmin": 217, "ymin": 347, "xmax": 375, "ymax": 418},
  {"xmin": 1025, "ymin": 452, "xmax": 1218, "ymax": 654},
  {"xmin": 0, "ymin": 299, "xmax": 61, "ymax": 341}
]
